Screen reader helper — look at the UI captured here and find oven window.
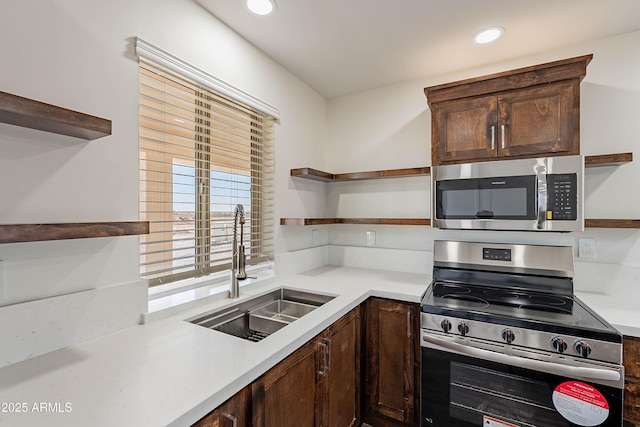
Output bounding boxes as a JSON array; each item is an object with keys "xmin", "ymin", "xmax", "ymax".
[
  {"xmin": 450, "ymin": 362, "xmax": 562, "ymax": 426},
  {"xmin": 421, "ymin": 347, "xmax": 623, "ymax": 427}
]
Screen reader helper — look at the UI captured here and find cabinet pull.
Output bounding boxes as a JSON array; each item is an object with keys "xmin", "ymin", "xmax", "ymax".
[
  {"xmin": 318, "ymin": 340, "xmax": 328, "ymax": 376},
  {"xmin": 407, "ymin": 312, "xmax": 412, "ymax": 338},
  {"xmin": 222, "ymin": 413, "xmax": 238, "ymax": 427},
  {"xmin": 325, "ymin": 338, "xmax": 332, "ymax": 373},
  {"xmin": 490, "ymin": 126, "xmax": 495, "ymax": 150},
  {"xmin": 501, "ymin": 124, "xmax": 506, "ymax": 149}
]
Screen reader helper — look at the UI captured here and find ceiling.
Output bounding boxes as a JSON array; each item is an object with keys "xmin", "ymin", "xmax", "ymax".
[{"xmin": 195, "ymin": 0, "xmax": 640, "ymax": 99}]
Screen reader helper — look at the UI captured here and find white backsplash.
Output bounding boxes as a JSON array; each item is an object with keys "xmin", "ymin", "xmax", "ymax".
[{"xmin": 0, "ymin": 280, "xmax": 146, "ymax": 368}]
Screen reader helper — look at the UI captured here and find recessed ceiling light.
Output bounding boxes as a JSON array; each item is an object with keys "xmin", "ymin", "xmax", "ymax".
[
  {"xmin": 474, "ymin": 27, "xmax": 504, "ymax": 44},
  {"xmin": 246, "ymin": 0, "xmax": 276, "ymax": 15}
]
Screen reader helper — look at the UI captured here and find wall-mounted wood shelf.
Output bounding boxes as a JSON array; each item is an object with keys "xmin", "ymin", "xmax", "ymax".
[
  {"xmin": 291, "ymin": 167, "xmax": 431, "ymax": 182},
  {"xmin": 280, "ymin": 218, "xmax": 431, "ymax": 226},
  {"xmin": 281, "ymin": 218, "xmax": 640, "ymax": 229},
  {"xmin": 0, "ymin": 91, "xmax": 112, "ymax": 140},
  {"xmin": 0, "ymin": 221, "xmax": 149, "ymax": 244},
  {"xmin": 285, "ymin": 152, "xmax": 637, "ymax": 228},
  {"xmin": 584, "ymin": 152, "xmax": 633, "ymax": 167},
  {"xmin": 585, "ymin": 219, "xmax": 640, "ymax": 229},
  {"xmin": 291, "ymin": 153, "xmax": 632, "ymax": 183}
]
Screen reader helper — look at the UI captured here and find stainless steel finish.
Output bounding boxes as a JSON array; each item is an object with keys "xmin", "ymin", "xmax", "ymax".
[
  {"xmin": 431, "ymin": 155, "xmax": 584, "ymax": 232},
  {"xmin": 318, "ymin": 340, "xmax": 329, "ymax": 376},
  {"xmin": 223, "ymin": 413, "xmax": 238, "ymax": 427},
  {"xmin": 229, "ymin": 204, "xmax": 246, "ymax": 299},
  {"xmin": 432, "ymin": 240, "xmax": 575, "ymax": 278},
  {"xmin": 535, "ymin": 161, "xmax": 547, "ymax": 229},
  {"xmin": 490, "ymin": 125, "xmax": 495, "ymax": 150},
  {"xmin": 421, "ymin": 331, "xmax": 623, "ymax": 389},
  {"xmin": 501, "ymin": 124, "xmax": 506, "ymax": 149},
  {"xmin": 421, "ymin": 312, "xmax": 622, "ymax": 365},
  {"xmin": 187, "ymin": 288, "xmax": 336, "ymax": 341}
]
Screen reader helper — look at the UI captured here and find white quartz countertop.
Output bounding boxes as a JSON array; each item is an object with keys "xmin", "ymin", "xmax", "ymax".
[
  {"xmin": 0, "ymin": 265, "xmax": 637, "ymax": 427},
  {"xmin": 0, "ymin": 266, "xmax": 429, "ymax": 427}
]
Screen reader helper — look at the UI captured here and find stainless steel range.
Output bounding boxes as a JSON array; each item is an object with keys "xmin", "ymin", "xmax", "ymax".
[{"xmin": 420, "ymin": 241, "xmax": 623, "ymax": 427}]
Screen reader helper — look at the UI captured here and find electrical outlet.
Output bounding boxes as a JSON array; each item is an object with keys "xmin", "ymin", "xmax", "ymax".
[
  {"xmin": 366, "ymin": 231, "xmax": 376, "ymax": 246},
  {"xmin": 578, "ymin": 238, "xmax": 596, "ymax": 259},
  {"xmin": 312, "ymin": 229, "xmax": 319, "ymax": 245}
]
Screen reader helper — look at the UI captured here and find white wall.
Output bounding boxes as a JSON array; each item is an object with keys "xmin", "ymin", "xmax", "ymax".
[
  {"xmin": 325, "ymin": 31, "xmax": 640, "ymax": 287},
  {"xmin": 0, "ymin": 0, "xmax": 327, "ymax": 366}
]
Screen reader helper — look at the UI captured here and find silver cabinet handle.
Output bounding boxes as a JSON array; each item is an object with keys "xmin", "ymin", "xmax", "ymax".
[
  {"xmin": 491, "ymin": 125, "xmax": 496, "ymax": 150},
  {"xmin": 317, "ymin": 340, "xmax": 329, "ymax": 376},
  {"xmin": 222, "ymin": 413, "xmax": 238, "ymax": 427},
  {"xmin": 422, "ymin": 333, "xmax": 621, "ymax": 383},
  {"xmin": 407, "ymin": 312, "xmax": 412, "ymax": 338},
  {"xmin": 501, "ymin": 124, "xmax": 506, "ymax": 149},
  {"xmin": 326, "ymin": 338, "xmax": 332, "ymax": 373}
]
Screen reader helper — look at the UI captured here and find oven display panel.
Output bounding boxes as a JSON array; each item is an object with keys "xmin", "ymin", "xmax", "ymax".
[{"xmin": 482, "ymin": 248, "xmax": 512, "ymax": 261}]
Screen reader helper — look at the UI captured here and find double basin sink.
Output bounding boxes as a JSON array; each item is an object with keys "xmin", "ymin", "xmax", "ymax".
[{"xmin": 188, "ymin": 288, "xmax": 335, "ymax": 342}]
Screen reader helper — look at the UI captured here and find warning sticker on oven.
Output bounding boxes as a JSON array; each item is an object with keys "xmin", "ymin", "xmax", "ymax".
[
  {"xmin": 482, "ymin": 415, "xmax": 520, "ymax": 427},
  {"xmin": 552, "ymin": 381, "xmax": 609, "ymax": 426}
]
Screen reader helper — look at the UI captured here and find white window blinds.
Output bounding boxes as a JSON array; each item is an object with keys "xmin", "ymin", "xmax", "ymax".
[{"xmin": 139, "ymin": 58, "xmax": 274, "ymax": 286}]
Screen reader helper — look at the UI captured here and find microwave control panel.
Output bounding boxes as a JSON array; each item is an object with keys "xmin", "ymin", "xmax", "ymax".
[{"xmin": 546, "ymin": 173, "xmax": 578, "ymax": 220}]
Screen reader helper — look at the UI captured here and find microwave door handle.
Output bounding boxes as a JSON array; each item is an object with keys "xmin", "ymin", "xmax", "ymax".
[
  {"xmin": 422, "ymin": 334, "xmax": 621, "ymax": 383},
  {"xmin": 535, "ymin": 164, "xmax": 547, "ymax": 230}
]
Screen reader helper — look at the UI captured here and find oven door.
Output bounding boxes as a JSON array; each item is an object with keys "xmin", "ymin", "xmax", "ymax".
[{"xmin": 421, "ymin": 336, "xmax": 623, "ymax": 427}]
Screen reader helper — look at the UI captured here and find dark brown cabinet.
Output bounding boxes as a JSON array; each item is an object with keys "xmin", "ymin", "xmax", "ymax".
[
  {"xmin": 425, "ymin": 55, "xmax": 591, "ymax": 166},
  {"xmin": 624, "ymin": 336, "xmax": 640, "ymax": 425},
  {"xmin": 363, "ymin": 298, "xmax": 420, "ymax": 427},
  {"xmin": 252, "ymin": 306, "xmax": 361, "ymax": 427},
  {"xmin": 192, "ymin": 385, "xmax": 251, "ymax": 427}
]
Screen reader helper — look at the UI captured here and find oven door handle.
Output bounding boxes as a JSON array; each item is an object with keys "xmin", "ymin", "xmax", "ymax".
[{"xmin": 422, "ymin": 333, "xmax": 621, "ymax": 382}]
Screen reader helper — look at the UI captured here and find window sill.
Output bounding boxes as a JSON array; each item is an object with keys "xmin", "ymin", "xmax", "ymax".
[{"xmin": 145, "ymin": 264, "xmax": 275, "ymax": 321}]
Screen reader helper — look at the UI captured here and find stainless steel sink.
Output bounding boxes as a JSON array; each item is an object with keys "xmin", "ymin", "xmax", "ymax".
[{"xmin": 187, "ymin": 288, "xmax": 335, "ymax": 342}]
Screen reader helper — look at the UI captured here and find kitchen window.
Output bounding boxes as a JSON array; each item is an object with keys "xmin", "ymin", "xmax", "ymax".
[{"xmin": 138, "ymin": 56, "xmax": 274, "ymax": 287}]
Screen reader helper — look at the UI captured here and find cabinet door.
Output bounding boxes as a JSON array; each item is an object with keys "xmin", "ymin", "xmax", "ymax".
[
  {"xmin": 252, "ymin": 339, "xmax": 320, "ymax": 427},
  {"xmin": 322, "ymin": 306, "xmax": 361, "ymax": 427},
  {"xmin": 431, "ymin": 95, "xmax": 497, "ymax": 165},
  {"xmin": 364, "ymin": 298, "xmax": 419, "ymax": 426},
  {"xmin": 192, "ymin": 386, "xmax": 250, "ymax": 427},
  {"xmin": 498, "ymin": 80, "xmax": 579, "ymax": 158}
]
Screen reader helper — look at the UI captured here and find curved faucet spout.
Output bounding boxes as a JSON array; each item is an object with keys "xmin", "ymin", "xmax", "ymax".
[{"xmin": 230, "ymin": 204, "xmax": 247, "ymax": 298}]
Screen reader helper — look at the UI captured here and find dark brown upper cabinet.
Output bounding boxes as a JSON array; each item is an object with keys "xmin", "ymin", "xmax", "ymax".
[{"xmin": 425, "ymin": 55, "xmax": 592, "ymax": 166}]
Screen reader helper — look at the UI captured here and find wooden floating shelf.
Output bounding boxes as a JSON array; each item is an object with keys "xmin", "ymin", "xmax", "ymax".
[
  {"xmin": 585, "ymin": 219, "xmax": 640, "ymax": 229},
  {"xmin": 280, "ymin": 218, "xmax": 431, "ymax": 226},
  {"xmin": 291, "ymin": 153, "xmax": 632, "ymax": 183},
  {"xmin": 281, "ymin": 218, "xmax": 640, "ymax": 229},
  {"xmin": 0, "ymin": 221, "xmax": 149, "ymax": 244},
  {"xmin": 286, "ymin": 152, "xmax": 637, "ymax": 228},
  {"xmin": 584, "ymin": 152, "xmax": 633, "ymax": 167},
  {"xmin": 291, "ymin": 167, "xmax": 431, "ymax": 182},
  {"xmin": 0, "ymin": 91, "xmax": 112, "ymax": 140}
]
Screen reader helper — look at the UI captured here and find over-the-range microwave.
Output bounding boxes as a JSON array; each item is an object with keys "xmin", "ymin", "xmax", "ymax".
[{"xmin": 431, "ymin": 155, "xmax": 584, "ymax": 232}]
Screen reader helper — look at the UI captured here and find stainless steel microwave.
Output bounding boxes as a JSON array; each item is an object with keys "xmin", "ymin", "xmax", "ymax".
[{"xmin": 431, "ymin": 156, "xmax": 584, "ymax": 232}]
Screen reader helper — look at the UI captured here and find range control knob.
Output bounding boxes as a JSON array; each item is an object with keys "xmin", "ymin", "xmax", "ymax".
[
  {"xmin": 501, "ymin": 328, "xmax": 515, "ymax": 344},
  {"xmin": 458, "ymin": 321, "xmax": 469, "ymax": 336},
  {"xmin": 440, "ymin": 319, "xmax": 452, "ymax": 333},
  {"xmin": 574, "ymin": 341, "xmax": 592, "ymax": 358},
  {"xmin": 551, "ymin": 337, "xmax": 568, "ymax": 353}
]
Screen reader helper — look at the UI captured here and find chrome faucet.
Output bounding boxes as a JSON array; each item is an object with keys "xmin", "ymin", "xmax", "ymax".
[{"xmin": 230, "ymin": 204, "xmax": 249, "ymax": 298}]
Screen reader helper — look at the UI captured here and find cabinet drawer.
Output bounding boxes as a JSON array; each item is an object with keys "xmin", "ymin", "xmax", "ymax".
[
  {"xmin": 624, "ymin": 336, "xmax": 640, "ymax": 379},
  {"xmin": 625, "ymin": 380, "xmax": 640, "ymax": 422}
]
